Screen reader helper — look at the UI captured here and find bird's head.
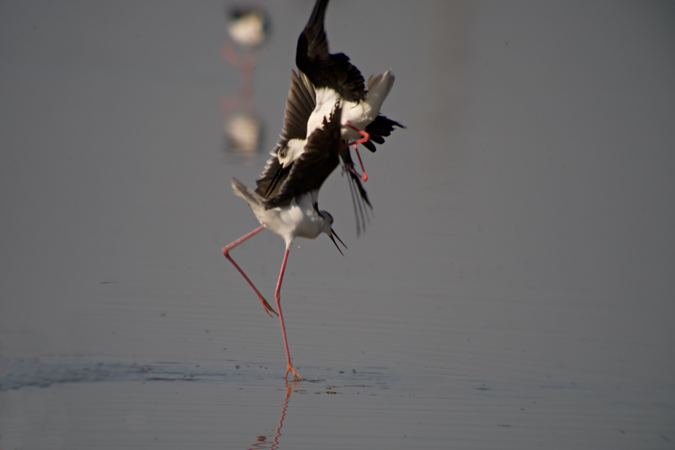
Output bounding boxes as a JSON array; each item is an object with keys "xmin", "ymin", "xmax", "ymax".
[
  {"xmin": 277, "ymin": 139, "xmax": 305, "ymax": 168},
  {"xmin": 319, "ymin": 211, "xmax": 347, "ymax": 256}
]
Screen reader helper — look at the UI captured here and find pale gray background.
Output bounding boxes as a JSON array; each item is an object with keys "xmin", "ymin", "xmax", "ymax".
[{"xmin": 1, "ymin": 1, "xmax": 674, "ymax": 449}]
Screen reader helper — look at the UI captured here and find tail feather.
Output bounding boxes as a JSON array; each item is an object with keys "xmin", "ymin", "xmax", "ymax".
[
  {"xmin": 232, "ymin": 177, "xmax": 264, "ymax": 208},
  {"xmin": 365, "ymin": 70, "xmax": 395, "ymax": 102}
]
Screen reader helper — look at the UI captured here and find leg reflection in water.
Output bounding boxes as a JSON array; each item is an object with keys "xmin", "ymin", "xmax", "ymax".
[{"xmin": 247, "ymin": 381, "xmax": 297, "ymax": 450}]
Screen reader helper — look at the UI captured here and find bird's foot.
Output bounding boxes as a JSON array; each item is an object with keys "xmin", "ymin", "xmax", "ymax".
[
  {"xmin": 285, "ymin": 365, "xmax": 304, "ymax": 381},
  {"xmin": 261, "ymin": 298, "xmax": 279, "ymax": 317},
  {"xmin": 345, "ymin": 161, "xmax": 367, "ymax": 182},
  {"xmin": 343, "ymin": 122, "xmax": 371, "ymax": 147}
]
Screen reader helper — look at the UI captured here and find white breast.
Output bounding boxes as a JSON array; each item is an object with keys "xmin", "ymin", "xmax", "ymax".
[
  {"xmin": 306, "ymin": 88, "xmax": 341, "ymax": 137},
  {"xmin": 258, "ymin": 193, "xmax": 324, "ymax": 246}
]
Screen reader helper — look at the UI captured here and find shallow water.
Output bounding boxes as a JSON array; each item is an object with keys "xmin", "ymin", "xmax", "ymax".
[{"xmin": 1, "ymin": 1, "xmax": 674, "ymax": 448}]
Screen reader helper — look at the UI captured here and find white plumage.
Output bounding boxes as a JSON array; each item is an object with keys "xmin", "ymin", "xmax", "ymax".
[{"xmin": 231, "ymin": 177, "xmax": 333, "ymax": 250}]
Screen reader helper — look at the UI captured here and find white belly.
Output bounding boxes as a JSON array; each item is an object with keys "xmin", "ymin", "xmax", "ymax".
[
  {"xmin": 306, "ymin": 80, "xmax": 392, "ymax": 142},
  {"xmin": 256, "ymin": 194, "xmax": 324, "ymax": 245}
]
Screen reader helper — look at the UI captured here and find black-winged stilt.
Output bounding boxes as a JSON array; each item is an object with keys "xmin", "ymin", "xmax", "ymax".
[
  {"xmin": 264, "ymin": 0, "xmax": 402, "ymax": 234},
  {"xmin": 222, "ymin": 104, "xmax": 346, "ymax": 380},
  {"xmin": 222, "ymin": 6, "xmax": 270, "ymax": 86},
  {"xmin": 221, "ymin": 6, "xmax": 271, "ymax": 155},
  {"xmin": 262, "ymin": 70, "xmax": 372, "ymax": 235},
  {"xmin": 296, "ymin": 0, "xmax": 404, "ymax": 183},
  {"xmin": 226, "ymin": 6, "xmax": 270, "ymax": 50}
]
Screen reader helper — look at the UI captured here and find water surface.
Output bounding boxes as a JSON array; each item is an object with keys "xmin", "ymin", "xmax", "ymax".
[{"xmin": 1, "ymin": 1, "xmax": 674, "ymax": 448}]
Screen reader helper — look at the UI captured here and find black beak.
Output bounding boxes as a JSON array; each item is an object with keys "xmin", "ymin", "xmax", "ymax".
[{"xmin": 329, "ymin": 228, "xmax": 347, "ymax": 256}]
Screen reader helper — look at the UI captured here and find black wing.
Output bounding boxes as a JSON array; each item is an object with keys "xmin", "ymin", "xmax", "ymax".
[
  {"xmin": 255, "ymin": 71, "xmax": 316, "ymax": 199},
  {"xmin": 296, "ymin": 0, "xmax": 366, "ymax": 102},
  {"xmin": 264, "ymin": 105, "xmax": 342, "ymax": 210},
  {"xmin": 276, "ymin": 70, "xmax": 316, "ymax": 143}
]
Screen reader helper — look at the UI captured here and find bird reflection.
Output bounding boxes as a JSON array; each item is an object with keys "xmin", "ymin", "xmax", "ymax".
[
  {"xmin": 225, "ymin": 112, "xmax": 263, "ymax": 155},
  {"xmin": 246, "ymin": 381, "xmax": 297, "ymax": 450},
  {"xmin": 222, "ymin": 5, "xmax": 271, "ymax": 156}
]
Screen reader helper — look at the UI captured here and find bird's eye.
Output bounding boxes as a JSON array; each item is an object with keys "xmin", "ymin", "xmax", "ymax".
[{"xmin": 279, "ymin": 148, "xmax": 286, "ymax": 157}]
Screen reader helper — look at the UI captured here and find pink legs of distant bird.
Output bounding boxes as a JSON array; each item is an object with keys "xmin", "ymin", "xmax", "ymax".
[
  {"xmin": 343, "ymin": 122, "xmax": 370, "ymax": 182},
  {"xmin": 221, "ymin": 40, "xmax": 257, "ymax": 116},
  {"xmin": 222, "ymin": 228, "xmax": 304, "ymax": 380}
]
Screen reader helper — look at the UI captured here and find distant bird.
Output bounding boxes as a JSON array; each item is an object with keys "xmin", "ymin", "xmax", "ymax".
[
  {"xmin": 221, "ymin": 6, "xmax": 271, "ymax": 156},
  {"xmin": 222, "ymin": 5, "xmax": 270, "ymax": 72},
  {"xmin": 223, "ymin": 112, "xmax": 263, "ymax": 155},
  {"xmin": 222, "ymin": 104, "xmax": 346, "ymax": 380},
  {"xmin": 226, "ymin": 6, "xmax": 270, "ymax": 50},
  {"xmin": 296, "ymin": 0, "xmax": 403, "ymax": 182}
]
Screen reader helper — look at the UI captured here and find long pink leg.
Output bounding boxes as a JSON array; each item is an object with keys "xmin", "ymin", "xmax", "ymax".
[
  {"xmin": 275, "ymin": 247, "xmax": 303, "ymax": 380},
  {"xmin": 222, "ymin": 225, "xmax": 278, "ymax": 317},
  {"xmin": 342, "ymin": 122, "xmax": 370, "ymax": 182}
]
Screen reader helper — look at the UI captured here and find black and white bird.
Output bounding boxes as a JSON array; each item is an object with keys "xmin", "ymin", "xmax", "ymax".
[
  {"xmin": 262, "ymin": 70, "xmax": 372, "ymax": 235},
  {"xmin": 222, "ymin": 104, "xmax": 346, "ymax": 380},
  {"xmin": 225, "ymin": 6, "xmax": 270, "ymax": 50},
  {"xmin": 296, "ymin": 0, "xmax": 403, "ymax": 182},
  {"xmin": 221, "ymin": 6, "xmax": 271, "ymax": 156},
  {"xmin": 262, "ymin": 0, "xmax": 403, "ymax": 233}
]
